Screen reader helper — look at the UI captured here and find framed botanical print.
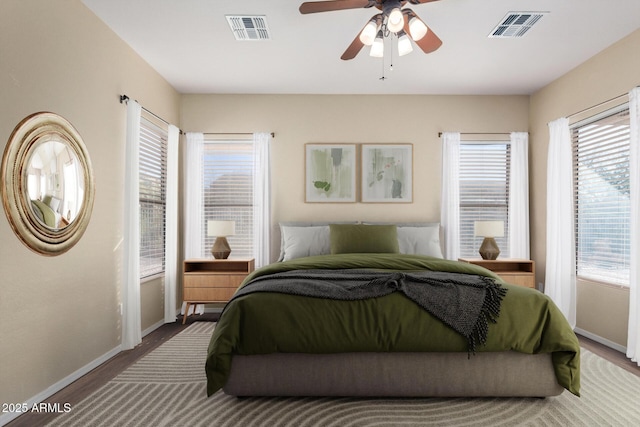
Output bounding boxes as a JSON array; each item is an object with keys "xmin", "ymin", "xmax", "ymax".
[
  {"xmin": 361, "ymin": 144, "xmax": 413, "ymax": 203},
  {"xmin": 305, "ymin": 143, "xmax": 357, "ymax": 203}
]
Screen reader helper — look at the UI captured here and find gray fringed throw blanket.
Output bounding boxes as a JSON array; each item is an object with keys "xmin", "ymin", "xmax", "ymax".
[{"xmin": 231, "ymin": 269, "xmax": 507, "ymax": 353}]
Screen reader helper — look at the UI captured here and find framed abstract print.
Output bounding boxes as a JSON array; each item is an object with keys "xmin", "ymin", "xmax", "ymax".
[
  {"xmin": 305, "ymin": 143, "xmax": 357, "ymax": 203},
  {"xmin": 361, "ymin": 144, "xmax": 413, "ymax": 203}
]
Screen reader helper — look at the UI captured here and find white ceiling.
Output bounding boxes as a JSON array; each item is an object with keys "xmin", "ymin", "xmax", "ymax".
[{"xmin": 82, "ymin": 0, "xmax": 640, "ymax": 95}]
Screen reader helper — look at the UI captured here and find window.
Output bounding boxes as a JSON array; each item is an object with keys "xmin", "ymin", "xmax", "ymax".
[
  {"xmin": 63, "ymin": 159, "xmax": 82, "ymax": 223},
  {"xmin": 139, "ymin": 114, "xmax": 168, "ymax": 279},
  {"xmin": 202, "ymin": 140, "xmax": 254, "ymax": 258},
  {"xmin": 459, "ymin": 142, "xmax": 511, "ymax": 258},
  {"xmin": 572, "ymin": 106, "xmax": 630, "ymax": 287}
]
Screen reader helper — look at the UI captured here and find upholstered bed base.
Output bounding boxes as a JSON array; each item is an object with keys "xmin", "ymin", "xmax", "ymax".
[{"xmin": 224, "ymin": 351, "xmax": 564, "ymax": 398}]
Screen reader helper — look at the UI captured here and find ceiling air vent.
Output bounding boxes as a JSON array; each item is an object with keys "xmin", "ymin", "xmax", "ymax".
[
  {"xmin": 488, "ymin": 12, "xmax": 547, "ymax": 38},
  {"xmin": 226, "ymin": 15, "xmax": 271, "ymax": 41}
]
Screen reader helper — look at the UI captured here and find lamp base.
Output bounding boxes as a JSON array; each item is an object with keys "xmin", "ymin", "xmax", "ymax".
[
  {"xmin": 479, "ymin": 237, "xmax": 500, "ymax": 260},
  {"xmin": 211, "ymin": 236, "xmax": 231, "ymax": 259}
]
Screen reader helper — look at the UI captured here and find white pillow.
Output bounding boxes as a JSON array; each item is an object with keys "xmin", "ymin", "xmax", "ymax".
[
  {"xmin": 48, "ymin": 196, "xmax": 61, "ymax": 213},
  {"xmin": 363, "ymin": 222, "xmax": 443, "ymax": 258},
  {"xmin": 397, "ymin": 225, "xmax": 443, "ymax": 258},
  {"xmin": 279, "ymin": 225, "xmax": 331, "ymax": 261},
  {"xmin": 278, "ymin": 222, "xmax": 443, "ymax": 261}
]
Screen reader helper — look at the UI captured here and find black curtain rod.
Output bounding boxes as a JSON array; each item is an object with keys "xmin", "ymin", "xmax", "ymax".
[
  {"xmin": 437, "ymin": 132, "xmax": 511, "ymax": 137},
  {"xmin": 119, "ymin": 94, "xmax": 184, "ymax": 134},
  {"xmin": 202, "ymin": 132, "xmax": 275, "ymax": 138},
  {"xmin": 566, "ymin": 89, "xmax": 636, "ymax": 119},
  {"xmin": 120, "ymin": 96, "xmax": 274, "ymax": 138}
]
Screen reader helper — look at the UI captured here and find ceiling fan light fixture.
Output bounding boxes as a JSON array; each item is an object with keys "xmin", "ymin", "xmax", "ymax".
[
  {"xmin": 397, "ymin": 32, "xmax": 413, "ymax": 56},
  {"xmin": 298, "ymin": 0, "xmax": 442, "ymax": 61},
  {"xmin": 387, "ymin": 8, "xmax": 404, "ymax": 33},
  {"xmin": 359, "ymin": 20, "xmax": 378, "ymax": 45},
  {"xmin": 409, "ymin": 16, "xmax": 428, "ymax": 41},
  {"xmin": 370, "ymin": 31, "xmax": 384, "ymax": 57}
]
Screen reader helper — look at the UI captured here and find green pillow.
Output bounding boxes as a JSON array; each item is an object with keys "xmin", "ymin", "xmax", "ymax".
[{"xmin": 330, "ymin": 224, "xmax": 399, "ymax": 254}]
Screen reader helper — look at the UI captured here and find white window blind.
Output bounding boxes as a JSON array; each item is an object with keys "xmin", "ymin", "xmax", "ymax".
[
  {"xmin": 459, "ymin": 143, "xmax": 510, "ymax": 258},
  {"xmin": 202, "ymin": 140, "xmax": 254, "ymax": 258},
  {"xmin": 572, "ymin": 107, "xmax": 630, "ymax": 287},
  {"xmin": 139, "ymin": 115, "xmax": 168, "ymax": 278}
]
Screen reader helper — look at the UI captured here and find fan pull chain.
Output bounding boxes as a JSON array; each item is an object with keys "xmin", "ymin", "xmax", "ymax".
[
  {"xmin": 389, "ymin": 33, "xmax": 394, "ymax": 71},
  {"xmin": 379, "ymin": 34, "xmax": 386, "ymax": 81}
]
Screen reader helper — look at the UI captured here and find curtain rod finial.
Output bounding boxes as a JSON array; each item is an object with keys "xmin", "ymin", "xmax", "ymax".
[{"xmin": 119, "ymin": 94, "xmax": 129, "ymax": 104}]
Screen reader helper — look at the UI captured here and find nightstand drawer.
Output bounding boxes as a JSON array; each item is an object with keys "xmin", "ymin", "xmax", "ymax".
[
  {"xmin": 183, "ymin": 287, "xmax": 237, "ymax": 302},
  {"xmin": 184, "ymin": 274, "xmax": 245, "ymax": 288},
  {"xmin": 497, "ymin": 272, "xmax": 535, "ymax": 288},
  {"xmin": 458, "ymin": 258, "xmax": 536, "ymax": 289}
]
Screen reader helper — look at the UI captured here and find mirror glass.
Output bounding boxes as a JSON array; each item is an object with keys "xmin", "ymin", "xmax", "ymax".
[
  {"xmin": 25, "ymin": 135, "xmax": 85, "ymax": 230},
  {"xmin": 2, "ymin": 112, "xmax": 95, "ymax": 255}
]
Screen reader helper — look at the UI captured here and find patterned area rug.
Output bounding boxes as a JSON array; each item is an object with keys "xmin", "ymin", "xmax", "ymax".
[{"xmin": 47, "ymin": 322, "xmax": 640, "ymax": 426}]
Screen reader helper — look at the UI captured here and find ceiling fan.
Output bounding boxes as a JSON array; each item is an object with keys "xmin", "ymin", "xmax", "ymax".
[{"xmin": 299, "ymin": 0, "xmax": 443, "ymax": 60}]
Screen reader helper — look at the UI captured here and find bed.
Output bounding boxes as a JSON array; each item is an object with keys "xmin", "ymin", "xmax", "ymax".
[
  {"xmin": 205, "ymin": 223, "xmax": 580, "ymax": 398},
  {"xmin": 31, "ymin": 196, "xmax": 62, "ymax": 228}
]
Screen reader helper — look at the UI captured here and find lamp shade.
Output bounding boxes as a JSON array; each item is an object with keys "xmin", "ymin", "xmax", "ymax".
[
  {"xmin": 359, "ymin": 20, "xmax": 378, "ymax": 46},
  {"xmin": 387, "ymin": 8, "xmax": 404, "ymax": 33},
  {"xmin": 409, "ymin": 16, "xmax": 428, "ymax": 41},
  {"xmin": 370, "ymin": 31, "xmax": 384, "ymax": 57},
  {"xmin": 397, "ymin": 32, "xmax": 413, "ymax": 56},
  {"xmin": 474, "ymin": 221, "xmax": 504, "ymax": 238},
  {"xmin": 207, "ymin": 220, "xmax": 235, "ymax": 237}
]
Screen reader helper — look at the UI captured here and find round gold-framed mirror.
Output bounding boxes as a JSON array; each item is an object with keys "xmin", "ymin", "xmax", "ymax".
[{"xmin": 1, "ymin": 112, "xmax": 95, "ymax": 255}]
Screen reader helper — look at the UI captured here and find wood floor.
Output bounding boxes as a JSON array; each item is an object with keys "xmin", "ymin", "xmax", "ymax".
[
  {"xmin": 6, "ymin": 313, "xmax": 219, "ymax": 427},
  {"xmin": 7, "ymin": 314, "xmax": 640, "ymax": 427},
  {"xmin": 578, "ymin": 334, "xmax": 640, "ymax": 378}
]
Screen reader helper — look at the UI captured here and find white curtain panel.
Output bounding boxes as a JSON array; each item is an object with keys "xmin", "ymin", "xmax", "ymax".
[
  {"xmin": 628, "ymin": 87, "xmax": 640, "ymax": 365},
  {"xmin": 122, "ymin": 100, "xmax": 142, "ymax": 349},
  {"xmin": 182, "ymin": 132, "xmax": 204, "ymax": 316},
  {"xmin": 509, "ymin": 132, "xmax": 530, "ymax": 259},
  {"xmin": 252, "ymin": 132, "xmax": 272, "ymax": 267},
  {"xmin": 440, "ymin": 132, "xmax": 461, "ymax": 260},
  {"xmin": 164, "ymin": 125, "xmax": 179, "ymax": 323},
  {"xmin": 545, "ymin": 117, "xmax": 576, "ymax": 328}
]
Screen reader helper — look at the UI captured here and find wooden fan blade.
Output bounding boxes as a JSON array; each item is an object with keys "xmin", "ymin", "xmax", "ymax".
[
  {"xmin": 300, "ymin": 0, "xmax": 374, "ymax": 14},
  {"xmin": 413, "ymin": 28, "xmax": 442, "ymax": 53},
  {"xmin": 407, "ymin": 0, "xmax": 441, "ymax": 4},
  {"xmin": 403, "ymin": 11, "xmax": 442, "ymax": 54},
  {"xmin": 341, "ymin": 14, "xmax": 382, "ymax": 60},
  {"xmin": 341, "ymin": 34, "xmax": 365, "ymax": 60}
]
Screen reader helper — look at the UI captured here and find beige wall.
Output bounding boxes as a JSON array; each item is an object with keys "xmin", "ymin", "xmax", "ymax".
[
  {"xmin": 0, "ymin": 0, "xmax": 179, "ymax": 407},
  {"xmin": 529, "ymin": 28, "xmax": 640, "ymax": 347},
  {"xmin": 181, "ymin": 94, "xmax": 530, "ymax": 260}
]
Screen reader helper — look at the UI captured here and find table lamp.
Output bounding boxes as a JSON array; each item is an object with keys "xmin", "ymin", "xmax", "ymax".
[
  {"xmin": 474, "ymin": 220, "xmax": 504, "ymax": 260},
  {"xmin": 207, "ymin": 220, "xmax": 235, "ymax": 259}
]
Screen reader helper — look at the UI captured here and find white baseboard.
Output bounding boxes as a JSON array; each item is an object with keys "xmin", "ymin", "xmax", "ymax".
[
  {"xmin": 142, "ymin": 319, "xmax": 165, "ymax": 337},
  {"xmin": 0, "ymin": 344, "xmax": 121, "ymax": 426},
  {"xmin": 1, "ymin": 317, "xmax": 174, "ymax": 426},
  {"xmin": 1, "ymin": 311, "xmax": 210, "ymax": 426},
  {"xmin": 575, "ymin": 327, "xmax": 627, "ymax": 354}
]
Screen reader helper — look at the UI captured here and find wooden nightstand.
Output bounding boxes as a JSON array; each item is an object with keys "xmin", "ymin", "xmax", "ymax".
[
  {"xmin": 458, "ymin": 258, "xmax": 536, "ymax": 289},
  {"xmin": 182, "ymin": 258, "xmax": 255, "ymax": 324}
]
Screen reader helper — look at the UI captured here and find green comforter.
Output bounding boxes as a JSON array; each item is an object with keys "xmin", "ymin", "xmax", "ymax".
[
  {"xmin": 31, "ymin": 199, "xmax": 57, "ymax": 228},
  {"xmin": 205, "ymin": 254, "xmax": 580, "ymax": 396}
]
